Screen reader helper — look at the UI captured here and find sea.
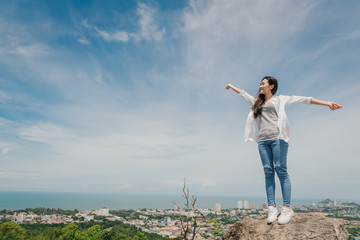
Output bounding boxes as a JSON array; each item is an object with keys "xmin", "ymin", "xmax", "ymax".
[{"xmin": 0, "ymin": 191, "xmax": 350, "ymax": 211}]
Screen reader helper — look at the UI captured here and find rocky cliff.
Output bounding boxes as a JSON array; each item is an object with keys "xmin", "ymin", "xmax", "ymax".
[{"xmin": 223, "ymin": 213, "xmax": 349, "ymax": 240}]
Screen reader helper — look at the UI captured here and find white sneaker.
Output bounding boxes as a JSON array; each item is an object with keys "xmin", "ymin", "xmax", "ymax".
[
  {"xmin": 278, "ymin": 207, "xmax": 294, "ymax": 225},
  {"xmin": 267, "ymin": 206, "xmax": 279, "ymax": 224}
]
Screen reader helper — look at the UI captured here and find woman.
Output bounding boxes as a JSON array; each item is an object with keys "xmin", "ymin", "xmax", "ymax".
[{"xmin": 225, "ymin": 76, "xmax": 342, "ymax": 225}]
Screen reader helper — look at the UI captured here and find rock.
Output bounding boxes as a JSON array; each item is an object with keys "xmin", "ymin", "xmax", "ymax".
[{"xmin": 223, "ymin": 213, "xmax": 349, "ymax": 240}]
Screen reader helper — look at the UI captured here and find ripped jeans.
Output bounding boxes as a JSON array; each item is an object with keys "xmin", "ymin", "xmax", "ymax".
[{"xmin": 258, "ymin": 139, "xmax": 291, "ymax": 206}]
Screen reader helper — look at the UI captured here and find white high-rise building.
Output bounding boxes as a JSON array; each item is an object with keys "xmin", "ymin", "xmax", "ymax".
[
  {"xmin": 98, "ymin": 207, "xmax": 110, "ymax": 216},
  {"xmin": 214, "ymin": 203, "xmax": 221, "ymax": 212},
  {"xmin": 244, "ymin": 200, "xmax": 250, "ymax": 209},
  {"xmin": 238, "ymin": 200, "xmax": 243, "ymax": 209}
]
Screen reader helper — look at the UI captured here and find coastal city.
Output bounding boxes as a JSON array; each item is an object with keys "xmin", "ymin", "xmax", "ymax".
[{"xmin": 1, "ymin": 198, "xmax": 360, "ymax": 239}]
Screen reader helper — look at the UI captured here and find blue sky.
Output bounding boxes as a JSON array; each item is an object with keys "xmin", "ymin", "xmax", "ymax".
[{"xmin": 0, "ymin": 0, "xmax": 359, "ymax": 201}]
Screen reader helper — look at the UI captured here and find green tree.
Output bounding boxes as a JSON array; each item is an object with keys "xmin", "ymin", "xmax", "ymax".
[
  {"xmin": 42, "ymin": 227, "xmax": 62, "ymax": 239},
  {"xmin": 0, "ymin": 222, "xmax": 26, "ymax": 240},
  {"xmin": 84, "ymin": 225, "xmax": 103, "ymax": 240},
  {"xmin": 209, "ymin": 219, "xmax": 223, "ymax": 237},
  {"xmin": 59, "ymin": 223, "xmax": 86, "ymax": 240},
  {"xmin": 25, "ymin": 229, "xmax": 40, "ymax": 240},
  {"xmin": 133, "ymin": 231, "xmax": 148, "ymax": 240}
]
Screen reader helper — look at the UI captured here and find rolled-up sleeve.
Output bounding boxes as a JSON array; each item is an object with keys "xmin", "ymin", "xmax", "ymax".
[
  {"xmin": 281, "ymin": 95, "xmax": 312, "ymax": 106},
  {"xmin": 239, "ymin": 90, "xmax": 255, "ymax": 105}
]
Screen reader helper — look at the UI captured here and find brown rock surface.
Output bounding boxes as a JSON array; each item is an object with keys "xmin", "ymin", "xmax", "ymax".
[{"xmin": 223, "ymin": 213, "xmax": 349, "ymax": 240}]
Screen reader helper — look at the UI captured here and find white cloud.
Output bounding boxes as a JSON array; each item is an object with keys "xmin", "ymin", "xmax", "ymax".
[
  {"xmin": 82, "ymin": 18, "xmax": 129, "ymax": 42},
  {"xmin": 13, "ymin": 44, "xmax": 49, "ymax": 56},
  {"xmin": 134, "ymin": 2, "xmax": 165, "ymax": 41},
  {"xmin": 81, "ymin": 2, "xmax": 164, "ymax": 43},
  {"xmin": 94, "ymin": 27, "xmax": 129, "ymax": 42},
  {"xmin": 162, "ymin": 180, "xmax": 184, "ymax": 187},
  {"xmin": 1, "ymin": 148, "xmax": 9, "ymax": 154},
  {"xmin": 316, "ymin": 29, "xmax": 360, "ymax": 58},
  {"xmin": 0, "ymin": 168, "xmax": 39, "ymax": 179},
  {"xmin": 95, "ymin": 69, "xmax": 103, "ymax": 83},
  {"xmin": 19, "ymin": 123, "xmax": 77, "ymax": 144},
  {"xmin": 180, "ymin": 0, "xmax": 315, "ymax": 87},
  {"xmin": 0, "ymin": 90, "xmax": 10, "ymax": 103},
  {"xmin": 200, "ymin": 178, "xmax": 215, "ymax": 188},
  {"xmin": 78, "ymin": 38, "xmax": 90, "ymax": 45},
  {"xmin": 118, "ymin": 184, "xmax": 134, "ymax": 190},
  {"xmin": 81, "ymin": 19, "xmax": 91, "ymax": 28}
]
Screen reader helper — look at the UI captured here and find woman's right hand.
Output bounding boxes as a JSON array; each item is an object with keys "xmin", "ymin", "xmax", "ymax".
[
  {"xmin": 225, "ymin": 84, "xmax": 233, "ymax": 90},
  {"xmin": 225, "ymin": 84, "xmax": 242, "ymax": 94}
]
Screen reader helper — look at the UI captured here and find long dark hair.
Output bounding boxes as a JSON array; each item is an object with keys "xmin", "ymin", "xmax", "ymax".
[{"xmin": 252, "ymin": 76, "xmax": 278, "ymax": 118}]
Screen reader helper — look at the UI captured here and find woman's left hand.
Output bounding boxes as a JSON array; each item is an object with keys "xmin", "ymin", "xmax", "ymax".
[{"xmin": 328, "ymin": 102, "xmax": 343, "ymax": 111}]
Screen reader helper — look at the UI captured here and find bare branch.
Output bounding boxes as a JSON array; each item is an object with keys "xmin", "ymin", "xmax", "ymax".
[
  {"xmin": 173, "ymin": 179, "xmax": 205, "ymax": 240},
  {"xmin": 172, "ymin": 201, "xmax": 186, "ymax": 233}
]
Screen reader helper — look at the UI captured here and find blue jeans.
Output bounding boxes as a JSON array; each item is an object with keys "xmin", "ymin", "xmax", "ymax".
[{"xmin": 258, "ymin": 139, "xmax": 291, "ymax": 206}]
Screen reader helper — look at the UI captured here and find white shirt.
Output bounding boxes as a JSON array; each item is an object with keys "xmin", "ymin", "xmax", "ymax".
[{"xmin": 239, "ymin": 90, "xmax": 312, "ymax": 143}]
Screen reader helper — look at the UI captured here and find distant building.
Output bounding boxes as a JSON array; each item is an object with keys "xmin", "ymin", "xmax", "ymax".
[
  {"xmin": 238, "ymin": 200, "xmax": 243, "ymax": 209},
  {"xmin": 84, "ymin": 215, "xmax": 94, "ymax": 221},
  {"xmin": 164, "ymin": 216, "xmax": 171, "ymax": 224},
  {"xmin": 214, "ymin": 203, "xmax": 221, "ymax": 212},
  {"xmin": 17, "ymin": 212, "xmax": 26, "ymax": 220},
  {"xmin": 98, "ymin": 207, "xmax": 110, "ymax": 216},
  {"xmin": 244, "ymin": 200, "xmax": 250, "ymax": 209}
]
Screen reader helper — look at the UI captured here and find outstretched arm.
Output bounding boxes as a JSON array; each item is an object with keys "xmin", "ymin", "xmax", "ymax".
[
  {"xmin": 310, "ymin": 98, "xmax": 343, "ymax": 111},
  {"xmin": 225, "ymin": 83, "xmax": 255, "ymax": 105},
  {"xmin": 225, "ymin": 84, "xmax": 241, "ymax": 94}
]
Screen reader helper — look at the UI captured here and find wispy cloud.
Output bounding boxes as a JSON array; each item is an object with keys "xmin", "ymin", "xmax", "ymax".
[
  {"xmin": 316, "ymin": 29, "xmax": 360, "ymax": 58},
  {"xmin": 19, "ymin": 123, "xmax": 77, "ymax": 144},
  {"xmin": 118, "ymin": 184, "xmax": 134, "ymax": 190},
  {"xmin": 12, "ymin": 44, "xmax": 49, "ymax": 56},
  {"xmin": 81, "ymin": 19, "xmax": 91, "ymax": 28},
  {"xmin": 94, "ymin": 27, "xmax": 129, "ymax": 42},
  {"xmin": 81, "ymin": 2, "xmax": 164, "ymax": 43},
  {"xmin": 162, "ymin": 180, "xmax": 184, "ymax": 187},
  {"xmin": 95, "ymin": 69, "xmax": 103, "ymax": 83},
  {"xmin": 0, "ymin": 90, "xmax": 9, "ymax": 103},
  {"xmin": 182, "ymin": 0, "xmax": 315, "ymax": 83},
  {"xmin": 78, "ymin": 38, "xmax": 90, "ymax": 45},
  {"xmin": 1, "ymin": 148, "xmax": 9, "ymax": 155},
  {"xmin": 134, "ymin": 2, "xmax": 165, "ymax": 41},
  {"xmin": 200, "ymin": 178, "xmax": 215, "ymax": 188},
  {"xmin": 0, "ymin": 168, "xmax": 40, "ymax": 179}
]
